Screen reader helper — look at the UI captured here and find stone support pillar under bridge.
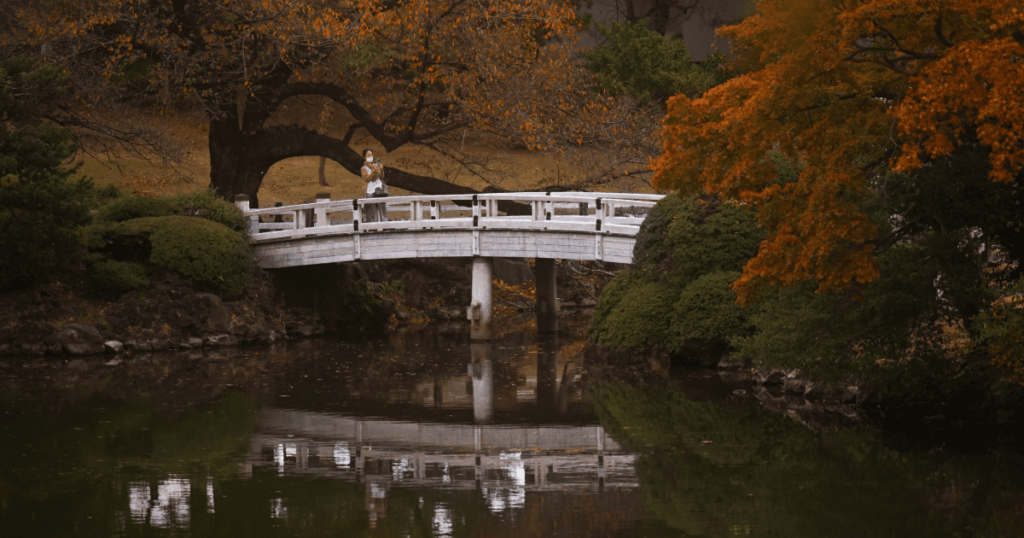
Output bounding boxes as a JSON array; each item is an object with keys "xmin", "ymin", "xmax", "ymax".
[{"xmin": 469, "ymin": 257, "xmax": 558, "ymax": 340}]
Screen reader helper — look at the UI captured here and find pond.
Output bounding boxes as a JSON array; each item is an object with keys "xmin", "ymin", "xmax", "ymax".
[{"xmin": 1, "ymin": 321, "xmax": 1022, "ymax": 537}]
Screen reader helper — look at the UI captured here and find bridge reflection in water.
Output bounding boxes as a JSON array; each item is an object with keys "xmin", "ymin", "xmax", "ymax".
[{"xmin": 243, "ymin": 337, "xmax": 638, "ymax": 529}]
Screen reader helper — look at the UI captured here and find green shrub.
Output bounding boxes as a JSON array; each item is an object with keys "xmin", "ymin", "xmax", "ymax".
[
  {"xmin": 108, "ymin": 216, "xmax": 251, "ymax": 296},
  {"xmin": 590, "ymin": 194, "xmax": 764, "ymax": 351},
  {"xmin": 94, "ymin": 195, "xmax": 174, "ymax": 223},
  {"xmin": 589, "ymin": 277, "xmax": 678, "ymax": 349},
  {"xmin": 0, "ymin": 123, "xmax": 93, "ymax": 290},
  {"xmin": 670, "ymin": 271, "xmax": 751, "ymax": 349},
  {"xmin": 167, "ymin": 189, "xmax": 246, "ymax": 232},
  {"xmin": 0, "ymin": 57, "xmax": 98, "ymax": 290},
  {"xmin": 89, "ymin": 258, "xmax": 149, "ymax": 296},
  {"xmin": 95, "ymin": 189, "xmax": 245, "ymax": 232},
  {"xmin": 87, "ymin": 183, "xmax": 123, "ymax": 209},
  {"xmin": 582, "ymin": 20, "xmax": 727, "ymax": 100}
]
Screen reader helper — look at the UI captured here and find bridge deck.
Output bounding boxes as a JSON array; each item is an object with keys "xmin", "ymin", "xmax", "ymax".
[{"xmin": 237, "ymin": 192, "xmax": 663, "ymax": 268}]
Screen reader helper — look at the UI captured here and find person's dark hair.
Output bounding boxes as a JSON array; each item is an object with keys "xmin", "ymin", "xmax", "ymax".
[{"xmin": 362, "ymin": 148, "xmax": 373, "ymax": 160}]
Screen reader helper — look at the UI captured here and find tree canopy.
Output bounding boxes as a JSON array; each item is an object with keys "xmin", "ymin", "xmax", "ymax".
[
  {"xmin": 12, "ymin": 0, "xmax": 657, "ymax": 205},
  {"xmin": 652, "ymin": 0, "xmax": 1024, "ymax": 301}
]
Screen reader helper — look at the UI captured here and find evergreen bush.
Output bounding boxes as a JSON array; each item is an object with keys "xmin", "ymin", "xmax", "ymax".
[
  {"xmin": 583, "ymin": 20, "xmax": 727, "ymax": 100},
  {"xmin": 590, "ymin": 276, "xmax": 677, "ymax": 348},
  {"xmin": 167, "ymin": 189, "xmax": 246, "ymax": 232},
  {"xmin": 105, "ymin": 216, "xmax": 251, "ymax": 296},
  {"xmin": 96, "ymin": 189, "xmax": 245, "ymax": 232},
  {"xmin": 670, "ymin": 271, "xmax": 752, "ymax": 348},
  {"xmin": 590, "ymin": 194, "xmax": 764, "ymax": 352},
  {"xmin": 0, "ymin": 121, "xmax": 93, "ymax": 290},
  {"xmin": 88, "ymin": 258, "xmax": 149, "ymax": 296},
  {"xmin": 94, "ymin": 196, "xmax": 174, "ymax": 223}
]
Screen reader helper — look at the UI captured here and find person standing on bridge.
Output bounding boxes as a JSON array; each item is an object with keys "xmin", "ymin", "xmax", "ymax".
[{"xmin": 361, "ymin": 149, "xmax": 388, "ymax": 223}]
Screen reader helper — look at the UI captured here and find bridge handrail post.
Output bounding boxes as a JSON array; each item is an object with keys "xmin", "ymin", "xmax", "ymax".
[
  {"xmin": 234, "ymin": 195, "xmax": 260, "ymax": 236},
  {"xmin": 234, "ymin": 194, "xmax": 250, "ymax": 213},
  {"xmin": 351, "ymin": 199, "xmax": 361, "ymax": 231},
  {"xmin": 314, "ymin": 192, "xmax": 330, "ymax": 227}
]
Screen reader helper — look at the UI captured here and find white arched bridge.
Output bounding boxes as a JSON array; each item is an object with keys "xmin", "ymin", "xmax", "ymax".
[{"xmin": 235, "ymin": 191, "xmax": 663, "ymax": 339}]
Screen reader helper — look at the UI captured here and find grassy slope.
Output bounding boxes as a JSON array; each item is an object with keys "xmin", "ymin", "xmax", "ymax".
[{"xmin": 78, "ymin": 107, "xmax": 652, "ymax": 203}]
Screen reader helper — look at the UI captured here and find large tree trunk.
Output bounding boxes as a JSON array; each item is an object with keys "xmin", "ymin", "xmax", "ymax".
[
  {"xmin": 207, "ymin": 116, "xmax": 275, "ymax": 207},
  {"xmin": 208, "ymin": 115, "xmax": 260, "ymax": 205},
  {"xmin": 207, "ymin": 123, "xmax": 532, "ymax": 214}
]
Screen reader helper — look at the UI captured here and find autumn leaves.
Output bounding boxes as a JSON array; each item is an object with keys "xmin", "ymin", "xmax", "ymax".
[{"xmin": 653, "ymin": 0, "xmax": 1024, "ymax": 302}]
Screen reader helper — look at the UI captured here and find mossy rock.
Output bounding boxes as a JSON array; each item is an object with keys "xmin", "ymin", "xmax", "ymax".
[
  {"xmin": 95, "ymin": 189, "xmax": 245, "ymax": 232},
  {"xmin": 104, "ymin": 216, "xmax": 251, "ymax": 296},
  {"xmin": 88, "ymin": 258, "xmax": 149, "ymax": 296}
]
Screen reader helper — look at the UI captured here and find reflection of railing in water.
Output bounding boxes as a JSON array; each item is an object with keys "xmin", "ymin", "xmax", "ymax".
[
  {"xmin": 124, "ymin": 475, "xmax": 214, "ymax": 529},
  {"xmin": 252, "ymin": 408, "xmax": 623, "ymax": 452},
  {"xmin": 246, "ymin": 436, "xmax": 636, "ymax": 490},
  {"xmin": 246, "ymin": 408, "xmax": 637, "ymax": 525}
]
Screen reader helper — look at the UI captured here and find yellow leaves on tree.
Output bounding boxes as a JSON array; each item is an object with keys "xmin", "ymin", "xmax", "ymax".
[{"xmin": 653, "ymin": 0, "xmax": 1024, "ymax": 302}]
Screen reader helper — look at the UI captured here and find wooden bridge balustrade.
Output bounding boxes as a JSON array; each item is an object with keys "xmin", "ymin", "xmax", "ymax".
[{"xmin": 235, "ymin": 192, "xmax": 663, "ymax": 340}]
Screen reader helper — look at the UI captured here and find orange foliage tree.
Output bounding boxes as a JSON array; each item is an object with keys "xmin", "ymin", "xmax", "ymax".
[
  {"xmin": 652, "ymin": 0, "xmax": 1024, "ymax": 301},
  {"xmin": 13, "ymin": 0, "xmax": 652, "ymax": 206}
]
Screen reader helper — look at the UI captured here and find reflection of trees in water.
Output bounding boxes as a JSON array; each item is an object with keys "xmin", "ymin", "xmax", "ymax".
[
  {"xmin": 347, "ymin": 331, "xmax": 589, "ymax": 416},
  {"xmin": 592, "ymin": 383, "xmax": 1024, "ymax": 537},
  {"xmin": 1, "ymin": 346, "xmax": 290, "ymax": 416},
  {"xmin": 1, "ymin": 389, "xmax": 259, "ymax": 535}
]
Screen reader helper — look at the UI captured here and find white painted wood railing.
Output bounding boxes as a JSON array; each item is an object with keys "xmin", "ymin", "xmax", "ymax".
[{"xmin": 235, "ymin": 192, "xmax": 664, "ymax": 243}]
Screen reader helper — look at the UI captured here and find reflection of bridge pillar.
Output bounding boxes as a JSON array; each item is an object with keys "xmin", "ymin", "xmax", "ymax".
[
  {"xmin": 474, "ymin": 427, "xmax": 483, "ymax": 490},
  {"xmin": 536, "ymin": 335, "xmax": 558, "ymax": 412},
  {"xmin": 364, "ymin": 481, "xmax": 388, "ymax": 529},
  {"xmin": 469, "ymin": 257, "xmax": 494, "ymax": 341},
  {"xmin": 356, "ymin": 421, "xmax": 364, "ymax": 483},
  {"xmin": 469, "ymin": 343, "xmax": 494, "ymax": 423},
  {"xmin": 535, "ymin": 258, "xmax": 558, "ymax": 334}
]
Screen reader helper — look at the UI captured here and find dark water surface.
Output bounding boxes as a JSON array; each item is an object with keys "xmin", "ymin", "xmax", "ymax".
[{"xmin": 1, "ymin": 322, "xmax": 1022, "ymax": 537}]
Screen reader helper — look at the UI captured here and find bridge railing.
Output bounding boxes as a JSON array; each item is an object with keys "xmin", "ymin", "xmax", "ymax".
[{"xmin": 235, "ymin": 192, "xmax": 664, "ymax": 243}]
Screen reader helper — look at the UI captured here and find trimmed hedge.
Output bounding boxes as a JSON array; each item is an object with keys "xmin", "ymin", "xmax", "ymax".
[
  {"xmin": 166, "ymin": 190, "xmax": 246, "ymax": 232},
  {"xmin": 94, "ymin": 195, "xmax": 174, "ymax": 223},
  {"xmin": 104, "ymin": 216, "xmax": 251, "ymax": 296},
  {"xmin": 590, "ymin": 194, "xmax": 764, "ymax": 352},
  {"xmin": 670, "ymin": 271, "xmax": 751, "ymax": 348},
  {"xmin": 88, "ymin": 258, "xmax": 149, "ymax": 296},
  {"xmin": 589, "ymin": 276, "xmax": 678, "ymax": 349},
  {"xmin": 95, "ymin": 189, "xmax": 245, "ymax": 232}
]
